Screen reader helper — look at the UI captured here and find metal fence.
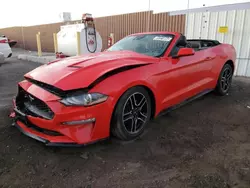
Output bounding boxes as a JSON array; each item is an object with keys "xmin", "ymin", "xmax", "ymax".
[{"xmin": 0, "ymin": 11, "xmax": 185, "ymax": 52}]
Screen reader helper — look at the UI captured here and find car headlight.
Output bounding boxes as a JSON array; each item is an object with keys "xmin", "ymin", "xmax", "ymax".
[{"xmin": 61, "ymin": 93, "xmax": 108, "ymax": 106}]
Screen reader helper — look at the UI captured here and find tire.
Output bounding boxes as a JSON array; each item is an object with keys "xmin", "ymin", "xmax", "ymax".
[
  {"xmin": 215, "ymin": 63, "xmax": 233, "ymax": 95},
  {"xmin": 111, "ymin": 86, "xmax": 152, "ymax": 140}
]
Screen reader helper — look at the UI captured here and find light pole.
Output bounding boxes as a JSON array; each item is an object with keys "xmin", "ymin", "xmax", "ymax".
[{"xmin": 21, "ymin": 26, "xmax": 25, "ymax": 50}]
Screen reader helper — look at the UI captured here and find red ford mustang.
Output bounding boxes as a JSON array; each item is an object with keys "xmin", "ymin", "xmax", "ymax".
[{"xmin": 11, "ymin": 32, "xmax": 236, "ymax": 146}]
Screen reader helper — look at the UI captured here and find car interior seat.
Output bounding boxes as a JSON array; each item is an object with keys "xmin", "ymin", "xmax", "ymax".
[
  {"xmin": 188, "ymin": 41, "xmax": 201, "ymax": 51},
  {"xmin": 170, "ymin": 35, "xmax": 188, "ymax": 56},
  {"xmin": 177, "ymin": 35, "xmax": 188, "ymax": 48}
]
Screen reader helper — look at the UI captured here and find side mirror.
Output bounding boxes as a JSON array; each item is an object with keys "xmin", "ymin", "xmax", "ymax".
[{"xmin": 173, "ymin": 48, "xmax": 195, "ymax": 58}]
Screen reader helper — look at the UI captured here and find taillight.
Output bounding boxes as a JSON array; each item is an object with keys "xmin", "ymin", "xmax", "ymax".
[{"xmin": 0, "ymin": 39, "xmax": 8, "ymax": 43}]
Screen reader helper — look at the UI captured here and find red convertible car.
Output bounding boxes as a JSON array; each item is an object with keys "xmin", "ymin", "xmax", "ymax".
[{"xmin": 11, "ymin": 32, "xmax": 236, "ymax": 146}]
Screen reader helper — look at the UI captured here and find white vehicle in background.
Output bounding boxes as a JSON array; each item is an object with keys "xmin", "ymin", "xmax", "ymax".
[{"xmin": 0, "ymin": 35, "xmax": 12, "ymax": 63}]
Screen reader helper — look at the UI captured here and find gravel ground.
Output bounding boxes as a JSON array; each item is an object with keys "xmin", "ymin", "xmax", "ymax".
[{"xmin": 0, "ymin": 56, "xmax": 250, "ymax": 188}]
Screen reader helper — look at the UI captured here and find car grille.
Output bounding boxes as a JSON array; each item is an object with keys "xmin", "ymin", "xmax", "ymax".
[{"xmin": 16, "ymin": 86, "xmax": 54, "ymax": 120}]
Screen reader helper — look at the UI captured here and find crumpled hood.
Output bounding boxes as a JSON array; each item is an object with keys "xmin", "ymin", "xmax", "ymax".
[{"xmin": 25, "ymin": 51, "xmax": 158, "ymax": 90}]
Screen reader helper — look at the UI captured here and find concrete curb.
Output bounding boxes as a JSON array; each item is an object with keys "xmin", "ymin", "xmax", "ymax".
[{"xmin": 18, "ymin": 54, "xmax": 56, "ymax": 64}]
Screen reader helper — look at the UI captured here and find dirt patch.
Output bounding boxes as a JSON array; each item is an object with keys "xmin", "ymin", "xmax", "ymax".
[{"xmin": 1, "ymin": 57, "xmax": 250, "ymax": 188}]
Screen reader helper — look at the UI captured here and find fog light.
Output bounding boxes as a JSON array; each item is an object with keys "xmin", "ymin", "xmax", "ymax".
[{"xmin": 61, "ymin": 118, "xmax": 96, "ymax": 125}]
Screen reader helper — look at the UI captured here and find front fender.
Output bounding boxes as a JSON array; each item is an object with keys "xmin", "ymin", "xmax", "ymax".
[{"xmin": 89, "ymin": 65, "xmax": 160, "ymax": 118}]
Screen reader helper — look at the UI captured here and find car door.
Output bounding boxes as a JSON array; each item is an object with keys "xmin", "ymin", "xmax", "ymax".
[{"xmin": 159, "ymin": 48, "xmax": 215, "ymax": 110}]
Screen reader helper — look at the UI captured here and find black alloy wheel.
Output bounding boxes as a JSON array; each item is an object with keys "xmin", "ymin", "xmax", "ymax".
[
  {"xmin": 122, "ymin": 92, "xmax": 148, "ymax": 134},
  {"xmin": 216, "ymin": 64, "xmax": 233, "ymax": 95},
  {"xmin": 112, "ymin": 87, "xmax": 152, "ymax": 140}
]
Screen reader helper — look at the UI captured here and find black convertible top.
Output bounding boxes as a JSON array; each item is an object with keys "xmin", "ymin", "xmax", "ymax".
[
  {"xmin": 187, "ymin": 39, "xmax": 220, "ymax": 45},
  {"xmin": 186, "ymin": 39, "xmax": 221, "ymax": 51}
]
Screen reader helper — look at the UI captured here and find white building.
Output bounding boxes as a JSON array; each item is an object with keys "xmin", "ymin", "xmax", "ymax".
[{"xmin": 170, "ymin": 2, "xmax": 250, "ymax": 77}]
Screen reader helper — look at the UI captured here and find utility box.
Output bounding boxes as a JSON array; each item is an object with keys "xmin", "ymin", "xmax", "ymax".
[
  {"xmin": 59, "ymin": 12, "xmax": 72, "ymax": 22},
  {"xmin": 57, "ymin": 23, "xmax": 102, "ymax": 56}
]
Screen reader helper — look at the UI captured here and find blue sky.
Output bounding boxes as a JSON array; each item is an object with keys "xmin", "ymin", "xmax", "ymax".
[{"xmin": 0, "ymin": 0, "xmax": 249, "ymax": 28}]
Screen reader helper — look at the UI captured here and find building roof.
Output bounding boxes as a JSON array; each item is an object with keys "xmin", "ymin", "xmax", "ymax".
[{"xmin": 169, "ymin": 2, "xmax": 250, "ymax": 16}]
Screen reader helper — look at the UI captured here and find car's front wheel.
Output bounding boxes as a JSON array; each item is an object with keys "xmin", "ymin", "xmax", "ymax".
[
  {"xmin": 215, "ymin": 63, "xmax": 233, "ymax": 95},
  {"xmin": 111, "ymin": 86, "xmax": 152, "ymax": 140}
]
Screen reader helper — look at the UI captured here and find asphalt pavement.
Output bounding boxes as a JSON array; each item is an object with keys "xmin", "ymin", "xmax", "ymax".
[{"xmin": 0, "ymin": 55, "xmax": 250, "ymax": 188}]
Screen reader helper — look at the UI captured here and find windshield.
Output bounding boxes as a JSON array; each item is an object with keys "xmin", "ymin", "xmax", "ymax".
[{"xmin": 107, "ymin": 34, "xmax": 174, "ymax": 57}]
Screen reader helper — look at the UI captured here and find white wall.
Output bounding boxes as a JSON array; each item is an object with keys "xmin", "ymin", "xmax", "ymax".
[{"xmin": 185, "ymin": 9, "xmax": 250, "ymax": 77}]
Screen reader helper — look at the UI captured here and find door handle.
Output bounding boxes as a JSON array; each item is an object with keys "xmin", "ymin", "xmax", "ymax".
[
  {"xmin": 204, "ymin": 56, "xmax": 215, "ymax": 61},
  {"xmin": 220, "ymin": 55, "xmax": 227, "ymax": 59}
]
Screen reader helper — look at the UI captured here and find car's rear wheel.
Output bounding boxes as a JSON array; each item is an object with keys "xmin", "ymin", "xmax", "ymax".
[
  {"xmin": 111, "ymin": 86, "xmax": 152, "ymax": 140},
  {"xmin": 215, "ymin": 64, "xmax": 233, "ymax": 95}
]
